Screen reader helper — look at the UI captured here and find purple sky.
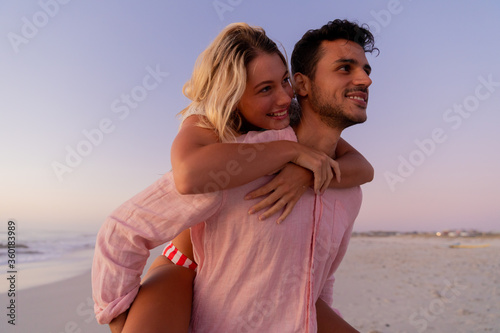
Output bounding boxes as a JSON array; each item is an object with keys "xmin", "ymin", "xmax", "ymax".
[{"xmin": 1, "ymin": 0, "xmax": 499, "ymax": 233}]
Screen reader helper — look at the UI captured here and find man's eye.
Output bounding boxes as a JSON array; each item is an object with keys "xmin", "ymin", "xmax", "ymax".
[{"xmin": 339, "ymin": 65, "xmax": 350, "ymax": 72}]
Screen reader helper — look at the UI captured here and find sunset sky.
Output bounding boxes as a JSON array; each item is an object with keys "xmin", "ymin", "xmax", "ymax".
[{"xmin": 1, "ymin": 0, "xmax": 499, "ymax": 233}]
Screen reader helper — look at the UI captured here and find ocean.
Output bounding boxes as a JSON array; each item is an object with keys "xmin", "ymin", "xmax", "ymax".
[
  {"xmin": 0, "ymin": 229, "xmax": 96, "ymax": 265},
  {"xmin": 1, "ymin": 229, "xmax": 97, "ymax": 292}
]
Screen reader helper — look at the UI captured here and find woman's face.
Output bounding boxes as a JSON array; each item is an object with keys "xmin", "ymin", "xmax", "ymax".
[{"xmin": 236, "ymin": 52, "xmax": 293, "ymax": 131}]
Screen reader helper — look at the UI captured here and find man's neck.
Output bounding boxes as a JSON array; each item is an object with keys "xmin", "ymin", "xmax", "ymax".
[{"xmin": 294, "ymin": 104, "xmax": 342, "ymax": 158}]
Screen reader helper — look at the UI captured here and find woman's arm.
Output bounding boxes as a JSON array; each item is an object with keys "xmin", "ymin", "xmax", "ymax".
[
  {"xmin": 172, "ymin": 116, "xmax": 339, "ymax": 195},
  {"xmin": 244, "ymin": 138, "xmax": 373, "ymax": 222},
  {"xmin": 92, "ymin": 173, "xmax": 222, "ymax": 326},
  {"xmin": 332, "ymin": 138, "xmax": 374, "ymax": 188}
]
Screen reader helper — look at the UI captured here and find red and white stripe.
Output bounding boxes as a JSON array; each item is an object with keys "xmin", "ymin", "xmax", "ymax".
[{"xmin": 162, "ymin": 242, "xmax": 197, "ymax": 270}]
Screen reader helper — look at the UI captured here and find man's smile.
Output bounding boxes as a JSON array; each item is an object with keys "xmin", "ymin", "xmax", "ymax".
[{"xmin": 346, "ymin": 90, "xmax": 368, "ymax": 107}]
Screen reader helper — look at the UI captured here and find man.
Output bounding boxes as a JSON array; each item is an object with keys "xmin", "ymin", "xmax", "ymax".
[
  {"xmin": 290, "ymin": 19, "xmax": 375, "ymax": 332},
  {"xmin": 94, "ymin": 19, "xmax": 376, "ymax": 332}
]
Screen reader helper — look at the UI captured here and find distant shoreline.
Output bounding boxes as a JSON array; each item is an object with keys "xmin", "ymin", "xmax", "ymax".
[
  {"xmin": 352, "ymin": 231, "xmax": 500, "ymax": 238},
  {"xmin": 0, "ymin": 248, "xmax": 95, "ymax": 293}
]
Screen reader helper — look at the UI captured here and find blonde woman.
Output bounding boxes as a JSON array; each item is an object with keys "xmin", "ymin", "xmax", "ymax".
[{"xmin": 94, "ymin": 22, "xmax": 372, "ymax": 332}]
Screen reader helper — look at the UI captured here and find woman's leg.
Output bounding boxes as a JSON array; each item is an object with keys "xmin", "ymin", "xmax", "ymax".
[
  {"xmin": 117, "ymin": 230, "xmax": 196, "ymax": 333},
  {"xmin": 120, "ymin": 256, "xmax": 195, "ymax": 333}
]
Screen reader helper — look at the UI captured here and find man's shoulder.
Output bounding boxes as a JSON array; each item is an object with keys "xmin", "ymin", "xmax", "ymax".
[
  {"xmin": 324, "ymin": 186, "xmax": 363, "ymax": 216},
  {"xmin": 335, "ymin": 186, "xmax": 362, "ymax": 204}
]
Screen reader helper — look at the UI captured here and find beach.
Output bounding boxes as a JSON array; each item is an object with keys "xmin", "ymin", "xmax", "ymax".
[
  {"xmin": 0, "ymin": 244, "xmax": 164, "ymax": 333},
  {"xmin": 334, "ymin": 235, "xmax": 500, "ymax": 332},
  {"xmin": 1, "ymin": 235, "xmax": 498, "ymax": 332}
]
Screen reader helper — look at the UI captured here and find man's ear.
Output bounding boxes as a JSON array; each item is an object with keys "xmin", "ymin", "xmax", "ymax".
[{"xmin": 293, "ymin": 73, "xmax": 310, "ymax": 97}]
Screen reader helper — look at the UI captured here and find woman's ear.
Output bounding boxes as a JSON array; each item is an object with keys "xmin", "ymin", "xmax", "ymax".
[{"xmin": 293, "ymin": 73, "xmax": 309, "ymax": 98}]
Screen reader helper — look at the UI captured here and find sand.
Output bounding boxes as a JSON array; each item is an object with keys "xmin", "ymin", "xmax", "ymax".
[
  {"xmin": 0, "ymin": 247, "xmax": 162, "ymax": 333},
  {"xmin": 1, "ymin": 236, "xmax": 498, "ymax": 332},
  {"xmin": 334, "ymin": 235, "xmax": 500, "ymax": 333}
]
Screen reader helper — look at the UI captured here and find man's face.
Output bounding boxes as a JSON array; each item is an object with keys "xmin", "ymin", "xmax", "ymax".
[{"xmin": 308, "ymin": 39, "xmax": 372, "ymax": 129}]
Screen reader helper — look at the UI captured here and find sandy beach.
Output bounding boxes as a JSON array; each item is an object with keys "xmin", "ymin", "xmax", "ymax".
[
  {"xmin": 1, "ymin": 235, "xmax": 498, "ymax": 332},
  {"xmin": 0, "ymin": 246, "xmax": 162, "ymax": 333},
  {"xmin": 334, "ymin": 235, "xmax": 500, "ymax": 332}
]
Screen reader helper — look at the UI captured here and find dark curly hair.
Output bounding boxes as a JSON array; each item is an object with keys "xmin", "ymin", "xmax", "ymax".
[{"xmin": 291, "ymin": 19, "xmax": 378, "ymax": 79}]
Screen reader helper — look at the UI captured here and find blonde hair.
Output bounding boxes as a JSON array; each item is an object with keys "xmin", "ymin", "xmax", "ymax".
[{"xmin": 181, "ymin": 22, "xmax": 287, "ymax": 142}]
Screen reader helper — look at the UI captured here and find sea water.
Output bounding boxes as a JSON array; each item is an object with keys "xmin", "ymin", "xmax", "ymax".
[{"xmin": 0, "ymin": 229, "xmax": 97, "ymax": 292}]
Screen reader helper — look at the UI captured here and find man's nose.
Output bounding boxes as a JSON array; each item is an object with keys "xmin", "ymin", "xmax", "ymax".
[{"xmin": 353, "ymin": 70, "xmax": 372, "ymax": 88}]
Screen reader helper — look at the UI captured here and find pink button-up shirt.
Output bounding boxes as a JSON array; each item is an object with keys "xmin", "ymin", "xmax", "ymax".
[{"xmin": 92, "ymin": 127, "xmax": 362, "ymax": 332}]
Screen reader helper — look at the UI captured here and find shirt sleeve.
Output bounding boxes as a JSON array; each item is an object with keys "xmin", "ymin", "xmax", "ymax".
[
  {"xmin": 180, "ymin": 104, "xmax": 205, "ymax": 125},
  {"xmin": 318, "ymin": 218, "xmax": 354, "ymax": 318},
  {"xmin": 92, "ymin": 172, "xmax": 223, "ymax": 324},
  {"xmin": 239, "ymin": 126, "xmax": 298, "ymax": 144},
  {"xmin": 319, "ymin": 187, "xmax": 361, "ymax": 312}
]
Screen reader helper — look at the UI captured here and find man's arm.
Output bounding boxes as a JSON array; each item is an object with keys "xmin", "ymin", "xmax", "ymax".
[
  {"xmin": 317, "ymin": 196, "xmax": 360, "ymax": 332},
  {"xmin": 316, "ymin": 298, "xmax": 359, "ymax": 333}
]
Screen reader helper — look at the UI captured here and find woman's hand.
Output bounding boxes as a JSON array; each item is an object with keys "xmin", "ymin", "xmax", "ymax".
[
  {"xmin": 291, "ymin": 143, "xmax": 341, "ymax": 194},
  {"xmin": 245, "ymin": 163, "xmax": 315, "ymax": 224}
]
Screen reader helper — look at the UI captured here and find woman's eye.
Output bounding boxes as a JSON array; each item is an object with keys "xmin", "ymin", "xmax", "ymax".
[
  {"xmin": 260, "ymin": 86, "xmax": 271, "ymax": 93},
  {"xmin": 283, "ymin": 76, "xmax": 290, "ymax": 84}
]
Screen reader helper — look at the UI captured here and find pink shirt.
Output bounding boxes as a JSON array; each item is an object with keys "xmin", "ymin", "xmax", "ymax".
[{"xmin": 92, "ymin": 127, "xmax": 362, "ymax": 332}]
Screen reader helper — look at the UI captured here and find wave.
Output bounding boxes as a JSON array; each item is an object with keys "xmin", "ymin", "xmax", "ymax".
[
  {"xmin": 0, "ymin": 229, "xmax": 96, "ymax": 265},
  {"xmin": 0, "ymin": 243, "xmax": 29, "ymax": 249}
]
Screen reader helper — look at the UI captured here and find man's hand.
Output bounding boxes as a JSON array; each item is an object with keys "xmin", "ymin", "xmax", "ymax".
[{"xmin": 245, "ymin": 163, "xmax": 312, "ymax": 223}]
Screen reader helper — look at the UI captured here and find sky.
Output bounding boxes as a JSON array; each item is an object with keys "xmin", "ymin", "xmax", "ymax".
[{"xmin": 1, "ymin": 0, "xmax": 499, "ymax": 233}]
